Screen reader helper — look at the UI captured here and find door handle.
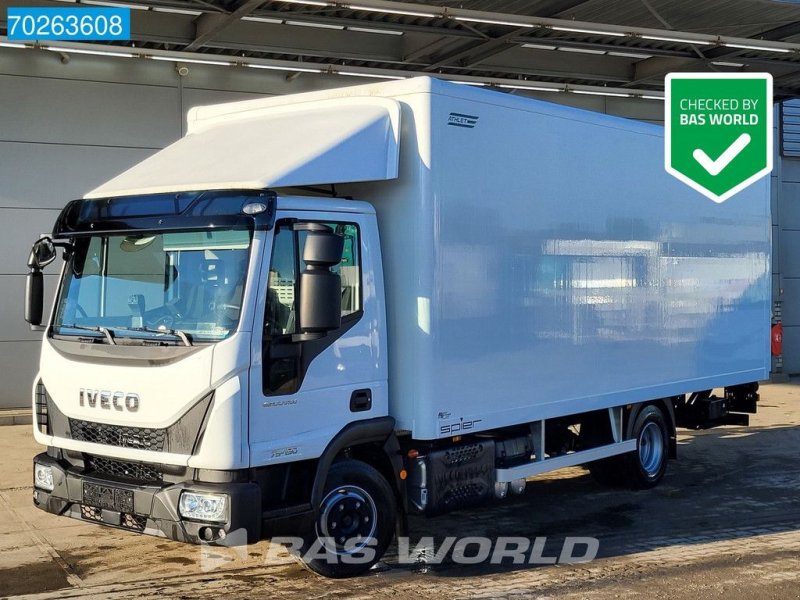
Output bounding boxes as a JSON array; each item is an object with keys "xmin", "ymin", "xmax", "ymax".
[{"xmin": 350, "ymin": 389, "xmax": 372, "ymax": 412}]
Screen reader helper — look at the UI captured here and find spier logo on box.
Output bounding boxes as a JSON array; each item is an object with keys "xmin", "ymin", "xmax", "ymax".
[{"xmin": 665, "ymin": 73, "xmax": 773, "ymax": 203}]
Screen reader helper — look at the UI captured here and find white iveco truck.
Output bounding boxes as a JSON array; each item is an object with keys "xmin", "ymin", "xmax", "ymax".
[{"xmin": 26, "ymin": 77, "xmax": 769, "ymax": 577}]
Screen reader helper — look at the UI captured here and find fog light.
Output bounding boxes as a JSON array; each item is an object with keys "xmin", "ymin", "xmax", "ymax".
[
  {"xmin": 179, "ymin": 491, "xmax": 227, "ymax": 522},
  {"xmin": 34, "ymin": 463, "xmax": 54, "ymax": 491},
  {"xmin": 509, "ymin": 478, "xmax": 527, "ymax": 495}
]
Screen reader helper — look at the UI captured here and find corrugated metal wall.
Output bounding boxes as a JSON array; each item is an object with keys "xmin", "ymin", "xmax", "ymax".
[
  {"xmin": 780, "ymin": 99, "xmax": 800, "ymax": 158},
  {"xmin": 776, "ymin": 100, "xmax": 800, "ymax": 373}
]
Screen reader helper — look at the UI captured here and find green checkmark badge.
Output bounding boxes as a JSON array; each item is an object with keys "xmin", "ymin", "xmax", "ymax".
[{"xmin": 665, "ymin": 73, "xmax": 773, "ymax": 203}]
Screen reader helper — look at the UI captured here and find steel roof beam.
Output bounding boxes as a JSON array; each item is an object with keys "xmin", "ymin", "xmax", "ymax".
[
  {"xmin": 414, "ymin": 0, "xmax": 594, "ymax": 69},
  {"xmin": 424, "ymin": 28, "xmax": 529, "ymax": 71},
  {"xmin": 30, "ymin": 0, "xmax": 800, "ymax": 54},
  {"xmin": 1, "ymin": 0, "xmax": 797, "ymax": 94},
  {"xmin": 185, "ymin": 0, "xmax": 266, "ymax": 51},
  {"xmin": 625, "ymin": 17, "xmax": 800, "ymax": 89},
  {"xmin": 759, "ymin": 20, "xmax": 800, "ymax": 42},
  {"xmin": 1, "ymin": 35, "xmax": 666, "ymax": 97},
  {"xmin": 320, "ymin": 0, "xmax": 800, "ymax": 53},
  {"xmin": 530, "ymin": 0, "xmax": 593, "ymax": 17}
]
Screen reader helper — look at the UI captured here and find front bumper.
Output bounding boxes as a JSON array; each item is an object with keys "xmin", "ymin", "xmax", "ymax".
[{"xmin": 33, "ymin": 453, "xmax": 262, "ymax": 544}]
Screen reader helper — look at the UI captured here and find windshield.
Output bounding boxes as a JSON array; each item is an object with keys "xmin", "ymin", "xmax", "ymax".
[{"xmin": 53, "ymin": 229, "xmax": 252, "ymax": 344}]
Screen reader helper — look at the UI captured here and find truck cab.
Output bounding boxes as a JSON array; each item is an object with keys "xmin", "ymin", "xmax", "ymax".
[{"xmin": 30, "ymin": 190, "xmax": 399, "ymax": 577}]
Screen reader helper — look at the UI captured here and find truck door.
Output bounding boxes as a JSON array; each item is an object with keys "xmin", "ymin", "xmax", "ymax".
[{"xmin": 248, "ymin": 211, "xmax": 387, "ymax": 466}]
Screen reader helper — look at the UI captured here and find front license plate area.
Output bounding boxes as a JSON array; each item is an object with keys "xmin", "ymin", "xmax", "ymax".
[
  {"xmin": 83, "ymin": 481, "xmax": 134, "ymax": 513},
  {"xmin": 101, "ymin": 508, "xmax": 122, "ymax": 526}
]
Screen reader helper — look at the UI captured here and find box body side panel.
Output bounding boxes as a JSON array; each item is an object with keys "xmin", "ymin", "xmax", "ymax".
[{"xmin": 414, "ymin": 91, "xmax": 770, "ymax": 439}]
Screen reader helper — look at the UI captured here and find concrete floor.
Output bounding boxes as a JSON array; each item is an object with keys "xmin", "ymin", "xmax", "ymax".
[{"xmin": 1, "ymin": 384, "xmax": 799, "ymax": 599}]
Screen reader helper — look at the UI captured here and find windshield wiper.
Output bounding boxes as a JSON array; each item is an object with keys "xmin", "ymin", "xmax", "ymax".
[
  {"xmin": 110, "ymin": 325, "xmax": 193, "ymax": 347},
  {"xmin": 58, "ymin": 323, "xmax": 192, "ymax": 347},
  {"xmin": 59, "ymin": 324, "xmax": 116, "ymax": 345}
]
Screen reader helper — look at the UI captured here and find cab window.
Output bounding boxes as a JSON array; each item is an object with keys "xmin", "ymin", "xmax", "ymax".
[{"xmin": 263, "ymin": 221, "xmax": 362, "ymax": 396}]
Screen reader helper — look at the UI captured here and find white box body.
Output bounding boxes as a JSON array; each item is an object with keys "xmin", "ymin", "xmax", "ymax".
[{"xmin": 339, "ymin": 78, "xmax": 770, "ymax": 439}]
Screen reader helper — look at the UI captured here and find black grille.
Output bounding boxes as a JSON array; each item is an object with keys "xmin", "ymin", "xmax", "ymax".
[
  {"xmin": 80, "ymin": 505, "xmax": 147, "ymax": 531},
  {"xmin": 35, "ymin": 381, "xmax": 49, "ymax": 435},
  {"xmin": 122, "ymin": 513, "xmax": 147, "ymax": 531},
  {"xmin": 86, "ymin": 455, "xmax": 163, "ymax": 484},
  {"xmin": 70, "ymin": 419, "xmax": 166, "ymax": 452},
  {"xmin": 443, "ymin": 443, "xmax": 486, "ymax": 466},
  {"xmin": 83, "ymin": 481, "xmax": 134, "ymax": 512},
  {"xmin": 81, "ymin": 504, "xmax": 102, "ymax": 522}
]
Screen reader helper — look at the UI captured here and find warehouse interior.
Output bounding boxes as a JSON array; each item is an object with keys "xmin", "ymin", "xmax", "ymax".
[{"xmin": 1, "ymin": 0, "xmax": 800, "ymax": 408}]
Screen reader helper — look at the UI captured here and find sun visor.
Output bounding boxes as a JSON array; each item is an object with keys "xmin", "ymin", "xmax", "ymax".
[{"xmin": 84, "ymin": 97, "xmax": 401, "ymax": 199}]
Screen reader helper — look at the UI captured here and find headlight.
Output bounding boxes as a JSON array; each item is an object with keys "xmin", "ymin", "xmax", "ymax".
[
  {"xmin": 34, "ymin": 463, "xmax": 54, "ymax": 491},
  {"xmin": 179, "ymin": 491, "xmax": 227, "ymax": 522}
]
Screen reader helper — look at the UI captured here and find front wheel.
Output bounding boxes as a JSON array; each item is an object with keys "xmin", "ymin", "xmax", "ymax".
[{"xmin": 299, "ymin": 459, "xmax": 396, "ymax": 578}]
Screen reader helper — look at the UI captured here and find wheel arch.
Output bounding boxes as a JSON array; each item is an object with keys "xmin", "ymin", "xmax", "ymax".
[
  {"xmin": 310, "ymin": 417, "xmax": 407, "ymax": 532},
  {"xmin": 627, "ymin": 397, "xmax": 678, "ymax": 460}
]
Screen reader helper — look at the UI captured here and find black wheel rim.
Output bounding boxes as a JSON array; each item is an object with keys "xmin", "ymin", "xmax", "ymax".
[{"xmin": 317, "ymin": 485, "xmax": 377, "ymax": 555}]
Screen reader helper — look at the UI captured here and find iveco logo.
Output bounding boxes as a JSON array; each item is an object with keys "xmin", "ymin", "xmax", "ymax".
[
  {"xmin": 120, "ymin": 433, "xmax": 146, "ymax": 449},
  {"xmin": 79, "ymin": 389, "xmax": 140, "ymax": 412}
]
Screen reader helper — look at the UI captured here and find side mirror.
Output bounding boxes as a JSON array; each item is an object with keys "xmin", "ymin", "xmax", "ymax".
[
  {"xmin": 303, "ymin": 229, "xmax": 345, "ymax": 266},
  {"xmin": 28, "ymin": 237, "xmax": 57, "ymax": 270},
  {"xmin": 25, "ymin": 270, "xmax": 44, "ymax": 326},
  {"xmin": 296, "ymin": 229, "xmax": 344, "ymax": 340}
]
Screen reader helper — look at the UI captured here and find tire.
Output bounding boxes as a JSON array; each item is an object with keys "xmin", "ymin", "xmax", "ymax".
[
  {"xmin": 587, "ymin": 404, "xmax": 669, "ymax": 489},
  {"xmin": 298, "ymin": 459, "xmax": 396, "ymax": 578},
  {"xmin": 621, "ymin": 404, "xmax": 670, "ymax": 489}
]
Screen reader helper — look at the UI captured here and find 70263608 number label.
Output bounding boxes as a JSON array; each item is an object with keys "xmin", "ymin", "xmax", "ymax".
[{"xmin": 6, "ymin": 7, "xmax": 131, "ymax": 41}]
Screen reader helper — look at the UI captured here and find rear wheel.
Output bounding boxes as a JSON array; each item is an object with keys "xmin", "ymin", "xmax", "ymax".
[
  {"xmin": 299, "ymin": 459, "xmax": 396, "ymax": 578},
  {"xmin": 624, "ymin": 404, "xmax": 669, "ymax": 489},
  {"xmin": 588, "ymin": 404, "xmax": 670, "ymax": 489}
]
